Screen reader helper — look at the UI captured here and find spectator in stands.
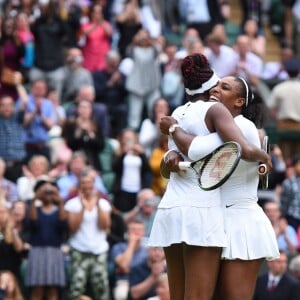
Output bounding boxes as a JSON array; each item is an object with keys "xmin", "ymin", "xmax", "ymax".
[
  {"xmin": 0, "ymin": 270, "xmax": 24, "ymax": 300},
  {"xmin": 0, "ymin": 16, "xmax": 25, "ymax": 101},
  {"xmin": 62, "ymin": 99, "xmax": 105, "ymax": 172},
  {"xmin": 56, "ymin": 151, "xmax": 107, "ymax": 201},
  {"xmin": 139, "ymin": 98, "xmax": 169, "ymax": 158},
  {"xmin": 289, "ymin": 254, "xmax": 300, "ymax": 281},
  {"xmin": 253, "ymin": 250, "xmax": 300, "ymax": 300},
  {"xmin": 61, "ymin": 47, "xmax": 94, "ymax": 104},
  {"xmin": 79, "ymin": 3, "xmax": 113, "ymax": 72},
  {"xmin": 147, "ymin": 272, "xmax": 170, "ymax": 300},
  {"xmin": 0, "ymin": 88, "xmax": 27, "ymax": 182},
  {"xmin": 16, "ymin": 154, "xmax": 50, "ymax": 202},
  {"xmin": 178, "ymin": 0, "xmax": 224, "ymax": 41},
  {"xmin": 114, "ymin": 0, "xmax": 142, "ymax": 59},
  {"xmin": 129, "ymin": 246, "xmax": 166, "ymax": 300},
  {"xmin": 125, "ymin": 29, "xmax": 161, "ymax": 131},
  {"xmin": 16, "ymin": 12, "xmax": 35, "ymax": 82},
  {"xmin": 148, "ymin": 134, "xmax": 168, "ymax": 197},
  {"xmin": 280, "ymin": 154, "xmax": 300, "ymax": 232},
  {"xmin": 92, "ymin": 50, "xmax": 128, "ymax": 138},
  {"xmin": 17, "ymin": 79, "xmax": 56, "ymax": 163},
  {"xmin": 29, "ymin": 0, "xmax": 67, "ymax": 99},
  {"xmin": 64, "ymin": 167, "xmax": 111, "ymax": 300},
  {"xmin": 65, "ymin": 85, "xmax": 110, "ymax": 137},
  {"xmin": 0, "ymin": 159, "xmax": 18, "ymax": 207},
  {"xmin": 242, "ymin": 18, "xmax": 266, "ymax": 58},
  {"xmin": 112, "ymin": 128, "xmax": 152, "ymax": 214},
  {"xmin": 110, "ymin": 219, "xmax": 148, "ymax": 300},
  {"xmin": 266, "ymin": 59, "xmax": 300, "ymax": 159},
  {"xmin": 123, "ymin": 188, "xmax": 159, "ymax": 239},
  {"xmin": 204, "ymin": 31, "xmax": 238, "ymax": 78},
  {"xmin": 0, "ymin": 201, "xmax": 23, "ymax": 280},
  {"xmin": 263, "ymin": 201, "xmax": 299, "ymax": 255},
  {"xmin": 25, "ymin": 178, "xmax": 68, "ymax": 300}
]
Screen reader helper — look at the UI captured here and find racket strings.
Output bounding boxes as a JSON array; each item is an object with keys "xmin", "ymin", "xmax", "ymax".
[{"xmin": 200, "ymin": 147, "xmax": 240, "ymax": 187}]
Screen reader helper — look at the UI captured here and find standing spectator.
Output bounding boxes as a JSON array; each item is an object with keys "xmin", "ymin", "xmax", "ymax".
[
  {"xmin": 112, "ymin": 128, "xmax": 153, "ymax": 214},
  {"xmin": 253, "ymin": 250, "xmax": 300, "ymax": 300},
  {"xmin": 62, "ymin": 99, "xmax": 105, "ymax": 172},
  {"xmin": 61, "ymin": 47, "xmax": 94, "ymax": 104},
  {"xmin": 29, "ymin": 0, "xmax": 67, "ymax": 99},
  {"xmin": 139, "ymin": 98, "xmax": 170, "ymax": 158},
  {"xmin": 56, "ymin": 151, "xmax": 107, "ymax": 201},
  {"xmin": 125, "ymin": 29, "xmax": 161, "ymax": 131},
  {"xmin": 178, "ymin": 0, "xmax": 224, "ymax": 41},
  {"xmin": 0, "ymin": 16, "xmax": 25, "ymax": 101},
  {"xmin": 16, "ymin": 154, "xmax": 50, "ymax": 202},
  {"xmin": 16, "ymin": 12, "xmax": 35, "ymax": 82},
  {"xmin": 64, "ymin": 167, "xmax": 111, "ymax": 300},
  {"xmin": 80, "ymin": 3, "xmax": 113, "ymax": 72},
  {"xmin": 0, "ymin": 270, "xmax": 24, "ymax": 300},
  {"xmin": 114, "ymin": 0, "xmax": 142, "ymax": 59},
  {"xmin": 0, "ymin": 159, "xmax": 19, "ymax": 207},
  {"xmin": 17, "ymin": 79, "xmax": 56, "ymax": 163},
  {"xmin": 25, "ymin": 178, "xmax": 68, "ymax": 300},
  {"xmin": 92, "ymin": 50, "xmax": 128, "ymax": 138},
  {"xmin": 0, "ymin": 201, "xmax": 23, "ymax": 280},
  {"xmin": 0, "ymin": 87, "xmax": 27, "ymax": 182},
  {"xmin": 280, "ymin": 154, "xmax": 300, "ymax": 232}
]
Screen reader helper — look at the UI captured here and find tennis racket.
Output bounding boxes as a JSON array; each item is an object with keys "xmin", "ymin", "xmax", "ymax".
[
  {"xmin": 178, "ymin": 141, "xmax": 242, "ymax": 191},
  {"xmin": 258, "ymin": 135, "xmax": 269, "ymax": 189}
]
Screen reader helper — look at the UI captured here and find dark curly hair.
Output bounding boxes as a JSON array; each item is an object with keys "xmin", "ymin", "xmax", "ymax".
[
  {"xmin": 236, "ymin": 77, "xmax": 269, "ymax": 128},
  {"xmin": 180, "ymin": 53, "xmax": 214, "ymax": 90}
]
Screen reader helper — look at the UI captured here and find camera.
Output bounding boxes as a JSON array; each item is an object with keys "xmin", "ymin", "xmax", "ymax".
[{"xmin": 44, "ymin": 188, "xmax": 55, "ymax": 194}]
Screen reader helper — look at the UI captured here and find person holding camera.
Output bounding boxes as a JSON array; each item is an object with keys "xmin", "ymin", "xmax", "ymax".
[{"xmin": 25, "ymin": 177, "xmax": 68, "ymax": 300}]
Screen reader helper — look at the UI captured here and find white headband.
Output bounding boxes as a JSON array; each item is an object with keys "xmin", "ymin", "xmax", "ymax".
[
  {"xmin": 185, "ymin": 72, "xmax": 219, "ymax": 96},
  {"xmin": 239, "ymin": 77, "xmax": 253, "ymax": 107}
]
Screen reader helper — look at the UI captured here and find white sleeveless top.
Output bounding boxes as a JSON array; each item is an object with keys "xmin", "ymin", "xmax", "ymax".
[{"xmin": 158, "ymin": 101, "xmax": 221, "ymax": 208}]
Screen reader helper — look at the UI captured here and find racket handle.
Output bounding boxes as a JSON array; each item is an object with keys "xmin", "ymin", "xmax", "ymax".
[
  {"xmin": 258, "ymin": 164, "xmax": 267, "ymax": 175},
  {"xmin": 178, "ymin": 161, "xmax": 191, "ymax": 170}
]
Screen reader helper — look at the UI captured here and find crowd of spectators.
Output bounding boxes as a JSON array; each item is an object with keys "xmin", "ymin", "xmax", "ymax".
[{"xmin": 0, "ymin": 0, "xmax": 300, "ymax": 299}]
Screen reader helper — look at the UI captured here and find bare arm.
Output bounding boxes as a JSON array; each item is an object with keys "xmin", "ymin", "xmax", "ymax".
[
  {"xmin": 67, "ymin": 209, "xmax": 84, "ymax": 234},
  {"xmin": 97, "ymin": 200, "xmax": 111, "ymax": 231}
]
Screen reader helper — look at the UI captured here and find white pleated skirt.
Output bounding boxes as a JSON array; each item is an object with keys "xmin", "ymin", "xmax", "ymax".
[
  {"xmin": 148, "ymin": 206, "xmax": 227, "ymax": 247},
  {"xmin": 222, "ymin": 203, "xmax": 280, "ymax": 260}
]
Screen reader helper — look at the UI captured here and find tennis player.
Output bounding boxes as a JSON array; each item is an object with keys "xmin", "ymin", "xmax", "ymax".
[{"xmin": 148, "ymin": 53, "xmax": 272, "ymax": 300}]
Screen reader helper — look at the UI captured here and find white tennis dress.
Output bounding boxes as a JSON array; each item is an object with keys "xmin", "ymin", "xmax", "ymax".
[
  {"xmin": 220, "ymin": 115, "xmax": 279, "ymax": 260},
  {"xmin": 148, "ymin": 101, "xmax": 227, "ymax": 247}
]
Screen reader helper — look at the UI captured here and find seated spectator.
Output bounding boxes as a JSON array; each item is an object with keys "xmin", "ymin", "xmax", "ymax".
[
  {"xmin": 263, "ymin": 201, "xmax": 299, "ymax": 255},
  {"xmin": 64, "ymin": 167, "xmax": 111, "ymax": 300},
  {"xmin": 0, "ymin": 270, "xmax": 24, "ymax": 300},
  {"xmin": 65, "ymin": 85, "xmax": 110, "ymax": 137},
  {"xmin": 56, "ymin": 151, "xmax": 107, "ymax": 202},
  {"xmin": 16, "ymin": 154, "xmax": 50, "ymax": 202},
  {"xmin": 0, "ymin": 159, "xmax": 18, "ymax": 207},
  {"xmin": 61, "ymin": 47, "xmax": 94, "ymax": 104},
  {"xmin": 25, "ymin": 178, "xmax": 68, "ymax": 300},
  {"xmin": 62, "ymin": 99, "xmax": 105, "ymax": 172},
  {"xmin": 112, "ymin": 129, "xmax": 153, "ymax": 214},
  {"xmin": 289, "ymin": 254, "xmax": 300, "ymax": 281},
  {"xmin": 92, "ymin": 50, "xmax": 128, "ymax": 138},
  {"xmin": 253, "ymin": 250, "xmax": 300, "ymax": 300}
]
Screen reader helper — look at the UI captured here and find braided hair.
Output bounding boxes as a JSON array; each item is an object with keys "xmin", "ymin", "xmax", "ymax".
[{"xmin": 180, "ymin": 53, "xmax": 214, "ymax": 91}]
